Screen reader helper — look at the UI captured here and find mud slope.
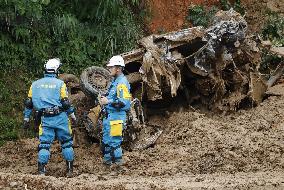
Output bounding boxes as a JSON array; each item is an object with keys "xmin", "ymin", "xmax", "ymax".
[
  {"xmin": 146, "ymin": 0, "xmax": 218, "ymax": 33},
  {"xmin": 146, "ymin": 0, "xmax": 284, "ymax": 33},
  {"xmin": 1, "ymin": 83, "xmax": 284, "ymax": 189}
]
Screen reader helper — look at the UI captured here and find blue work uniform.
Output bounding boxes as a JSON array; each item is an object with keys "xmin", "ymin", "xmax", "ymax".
[
  {"xmin": 102, "ymin": 73, "xmax": 131, "ymax": 164},
  {"xmin": 23, "ymin": 73, "xmax": 74, "ymax": 164}
]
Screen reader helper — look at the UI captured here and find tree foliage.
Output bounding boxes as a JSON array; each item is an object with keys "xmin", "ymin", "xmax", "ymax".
[
  {"xmin": 262, "ymin": 11, "xmax": 284, "ymax": 47},
  {"xmin": 187, "ymin": 5, "xmax": 218, "ymax": 27},
  {"xmin": 259, "ymin": 11, "xmax": 284, "ymax": 74},
  {"xmin": 0, "ymin": 0, "xmax": 143, "ymax": 75}
]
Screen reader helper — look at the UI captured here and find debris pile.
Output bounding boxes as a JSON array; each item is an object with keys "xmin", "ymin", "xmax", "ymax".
[{"xmin": 82, "ymin": 9, "xmax": 270, "ymax": 111}]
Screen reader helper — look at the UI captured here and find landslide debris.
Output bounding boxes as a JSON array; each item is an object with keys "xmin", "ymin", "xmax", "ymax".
[{"xmin": 0, "ymin": 82, "xmax": 284, "ymax": 189}]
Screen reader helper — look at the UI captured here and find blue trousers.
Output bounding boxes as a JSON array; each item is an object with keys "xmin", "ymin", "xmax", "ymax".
[
  {"xmin": 102, "ymin": 111, "xmax": 126, "ymax": 164},
  {"xmin": 38, "ymin": 112, "xmax": 74, "ymax": 164}
]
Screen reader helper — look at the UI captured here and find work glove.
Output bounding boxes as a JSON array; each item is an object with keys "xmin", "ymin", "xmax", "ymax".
[{"xmin": 23, "ymin": 118, "xmax": 30, "ymax": 129}]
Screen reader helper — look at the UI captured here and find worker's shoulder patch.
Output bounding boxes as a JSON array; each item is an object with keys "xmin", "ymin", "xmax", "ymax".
[{"xmin": 116, "ymin": 83, "xmax": 131, "ymax": 99}]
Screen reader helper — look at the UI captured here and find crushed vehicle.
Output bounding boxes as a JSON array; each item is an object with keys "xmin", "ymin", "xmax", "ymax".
[{"xmin": 61, "ymin": 9, "xmax": 284, "ymax": 150}]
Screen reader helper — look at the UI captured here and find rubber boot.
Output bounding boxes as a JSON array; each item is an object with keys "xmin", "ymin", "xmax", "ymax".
[
  {"xmin": 38, "ymin": 162, "xmax": 46, "ymax": 175},
  {"xmin": 66, "ymin": 161, "xmax": 73, "ymax": 178}
]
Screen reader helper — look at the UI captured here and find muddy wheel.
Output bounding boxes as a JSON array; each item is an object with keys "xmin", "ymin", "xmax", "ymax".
[
  {"xmin": 80, "ymin": 66, "xmax": 112, "ymax": 98},
  {"xmin": 126, "ymin": 72, "xmax": 142, "ymax": 84}
]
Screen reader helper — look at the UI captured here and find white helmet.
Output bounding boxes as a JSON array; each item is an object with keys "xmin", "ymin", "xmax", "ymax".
[
  {"xmin": 107, "ymin": 55, "xmax": 125, "ymax": 67},
  {"xmin": 44, "ymin": 58, "xmax": 61, "ymax": 73}
]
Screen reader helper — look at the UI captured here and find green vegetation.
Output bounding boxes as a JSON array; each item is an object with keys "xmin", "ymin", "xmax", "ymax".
[
  {"xmin": 0, "ymin": 71, "xmax": 30, "ymax": 145},
  {"xmin": 186, "ymin": 5, "xmax": 218, "ymax": 27},
  {"xmin": 262, "ymin": 12, "xmax": 284, "ymax": 47},
  {"xmin": 186, "ymin": 0, "xmax": 244, "ymax": 28},
  {"xmin": 0, "ymin": 0, "xmax": 144, "ymax": 145},
  {"xmin": 259, "ymin": 11, "xmax": 284, "ymax": 74},
  {"xmin": 220, "ymin": 0, "xmax": 244, "ymax": 15}
]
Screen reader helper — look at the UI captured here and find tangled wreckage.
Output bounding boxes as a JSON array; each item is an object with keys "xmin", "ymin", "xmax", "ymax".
[{"xmin": 61, "ymin": 9, "xmax": 284, "ymax": 150}]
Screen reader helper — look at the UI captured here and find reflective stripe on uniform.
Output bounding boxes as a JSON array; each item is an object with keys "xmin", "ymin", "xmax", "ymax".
[
  {"xmin": 39, "ymin": 124, "xmax": 43, "ymax": 136},
  {"xmin": 60, "ymin": 83, "xmax": 68, "ymax": 99},
  {"xmin": 68, "ymin": 119, "xmax": 72, "ymax": 135},
  {"xmin": 28, "ymin": 85, "xmax": 32, "ymax": 98}
]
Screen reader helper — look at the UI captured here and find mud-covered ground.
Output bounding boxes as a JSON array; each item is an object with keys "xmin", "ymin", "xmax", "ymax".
[{"xmin": 1, "ymin": 82, "xmax": 284, "ymax": 189}]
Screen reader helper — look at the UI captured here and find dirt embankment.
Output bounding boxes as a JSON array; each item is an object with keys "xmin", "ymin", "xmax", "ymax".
[{"xmin": 1, "ymin": 83, "xmax": 284, "ymax": 189}]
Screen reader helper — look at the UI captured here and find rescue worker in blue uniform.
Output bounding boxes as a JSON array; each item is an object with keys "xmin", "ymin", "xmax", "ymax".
[
  {"xmin": 100, "ymin": 55, "xmax": 131, "ymax": 166},
  {"xmin": 23, "ymin": 58, "xmax": 76, "ymax": 177}
]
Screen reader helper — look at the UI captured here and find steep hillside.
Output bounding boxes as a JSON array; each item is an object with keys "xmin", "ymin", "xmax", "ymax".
[
  {"xmin": 146, "ymin": 0, "xmax": 284, "ymax": 33},
  {"xmin": 146, "ymin": 0, "xmax": 219, "ymax": 33}
]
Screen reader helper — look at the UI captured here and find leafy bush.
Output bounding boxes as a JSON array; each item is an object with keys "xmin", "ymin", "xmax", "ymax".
[
  {"xmin": 0, "ymin": 0, "xmax": 143, "ymax": 75},
  {"xmin": 0, "ymin": 71, "xmax": 29, "ymax": 145},
  {"xmin": 262, "ymin": 12, "xmax": 284, "ymax": 47},
  {"xmin": 0, "ymin": 115, "xmax": 20, "ymax": 146},
  {"xmin": 220, "ymin": 0, "xmax": 245, "ymax": 15},
  {"xmin": 187, "ymin": 5, "xmax": 218, "ymax": 27},
  {"xmin": 186, "ymin": 1, "xmax": 245, "ymax": 28},
  {"xmin": 259, "ymin": 11, "xmax": 284, "ymax": 74}
]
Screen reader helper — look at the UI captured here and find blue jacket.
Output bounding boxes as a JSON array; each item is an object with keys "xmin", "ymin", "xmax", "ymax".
[
  {"xmin": 24, "ymin": 73, "xmax": 74, "ymax": 119},
  {"xmin": 105, "ymin": 73, "xmax": 131, "ymax": 112}
]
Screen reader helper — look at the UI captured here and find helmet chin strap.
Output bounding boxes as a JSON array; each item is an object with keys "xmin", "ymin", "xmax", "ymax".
[
  {"xmin": 44, "ymin": 58, "xmax": 62, "ymax": 76},
  {"xmin": 44, "ymin": 69, "xmax": 59, "ymax": 76},
  {"xmin": 44, "ymin": 63, "xmax": 61, "ymax": 76}
]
